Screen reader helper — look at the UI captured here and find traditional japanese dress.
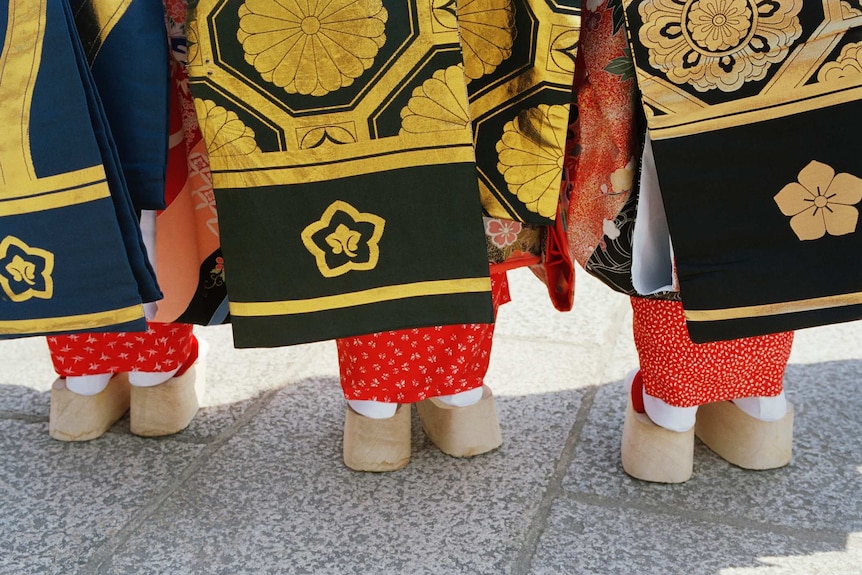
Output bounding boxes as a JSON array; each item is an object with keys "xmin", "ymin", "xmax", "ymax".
[
  {"xmin": 40, "ymin": 0, "xmax": 207, "ymax": 441},
  {"xmin": 564, "ymin": 0, "xmax": 806, "ymax": 482}
]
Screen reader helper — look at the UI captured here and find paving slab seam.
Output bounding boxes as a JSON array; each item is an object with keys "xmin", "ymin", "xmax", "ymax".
[
  {"xmin": 560, "ymin": 490, "xmax": 849, "ymax": 545},
  {"xmin": 510, "ymin": 386, "xmax": 600, "ymax": 575},
  {"xmin": 510, "ymin": 297, "xmax": 631, "ymax": 575},
  {"xmin": 0, "ymin": 411, "xmax": 45, "ymax": 423},
  {"xmin": 81, "ymin": 387, "xmax": 283, "ymax": 575}
]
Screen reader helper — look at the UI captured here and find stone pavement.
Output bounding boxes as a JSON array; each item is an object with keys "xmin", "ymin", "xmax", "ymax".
[{"xmin": 1, "ymin": 269, "xmax": 860, "ymax": 575}]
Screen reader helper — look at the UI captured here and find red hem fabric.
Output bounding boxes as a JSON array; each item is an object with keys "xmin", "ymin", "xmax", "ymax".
[
  {"xmin": 337, "ymin": 271, "xmax": 510, "ymax": 403},
  {"xmin": 47, "ymin": 323, "xmax": 195, "ymax": 377},
  {"xmin": 631, "ymin": 298, "xmax": 793, "ymax": 407}
]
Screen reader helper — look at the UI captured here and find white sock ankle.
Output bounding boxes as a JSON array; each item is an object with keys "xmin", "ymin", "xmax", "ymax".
[
  {"xmin": 348, "ymin": 399, "xmax": 398, "ymax": 419},
  {"xmin": 66, "ymin": 373, "xmax": 112, "ymax": 396},
  {"xmin": 732, "ymin": 392, "xmax": 787, "ymax": 421},
  {"xmin": 129, "ymin": 367, "xmax": 180, "ymax": 388},
  {"xmin": 643, "ymin": 392, "xmax": 698, "ymax": 432},
  {"xmin": 436, "ymin": 386, "xmax": 484, "ymax": 407}
]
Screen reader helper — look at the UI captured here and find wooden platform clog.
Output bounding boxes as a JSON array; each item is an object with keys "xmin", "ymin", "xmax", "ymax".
[
  {"xmin": 416, "ymin": 385, "xmax": 502, "ymax": 458},
  {"xmin": 343, "ymin": 404, "xmax": 411, "ymax": 472},
  {"xmin": 621, "ymin": 386, "xmax": 694, "ymax": 484},
  {"xmin": 49, "ymin": 375, "xmax": 130, "ymax": 442},
  {"xmin": 695, "ymin": 400, "xmax": 794, "ymax": 470},
  {"xmin": 129, "ymin": 365, "xmax": 202, "ymax": 437}
]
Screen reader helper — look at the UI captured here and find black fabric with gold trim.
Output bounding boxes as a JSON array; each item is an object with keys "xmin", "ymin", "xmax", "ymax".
[
  {"xmin": 188, "ymin": 0, "xmax": 501, "ymax": 347},
  {"xmin": 0, "ymin": 0, "xmax": 158, "ymax": 338},
  {"xmin": 623, "ymin": 0, "xmax": 862, "ymax": 342},
  {"xmin": 452, "ymin": 0, "xmax": 581, "ymax": 225}
]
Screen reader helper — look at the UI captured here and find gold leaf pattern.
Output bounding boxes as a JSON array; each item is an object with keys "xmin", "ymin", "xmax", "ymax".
[
  {"xmin": 456, "ymin": 0, "xmax": 516, "ymax": 81},
  {"xmin": 495, "ymin": 104, "xmax": 568, "ymax": 219},
  {"xmin": 638, "ymin": 0, "xmax": 802, "ymax": 92},
  {"xmin": 194, "ymin": 99, "xmax": 261, "ymax": 158},
  {"xmin": 399, "ymin": 65, "xmax": 471, "ymax": 134},
  {"xmin": 818, "ymin": 42, "xmax": 862, "ymax": 83},
  {"xmin": 236, "ymin": 0, "xmax": 388, "ymax": 96},
  {"xmin": 774, "ymin": 161, "xmax": 862, "ymax": 241}
]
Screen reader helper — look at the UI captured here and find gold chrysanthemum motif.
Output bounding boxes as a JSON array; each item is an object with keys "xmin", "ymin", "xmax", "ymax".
[
  {"xmin": 639, "ymin": 0, "xmax": 802, "ymax": 92},
  {"xmin": 774, "ymin": 161, "xmax": 862, "ymax": 241},
  {"xmin": 818, "ymin": 42, "xmax": 862, "ymax": 83},
  {"xmin": 399, "ymin": 66, "xmax": 471, "ymax": 134},
  {"xmin": 496, "ymin": 104, "xmax": 568, "ymax": 219},
  {"xmin": 194, "ymin": 99, "xmax": 260, "ymax": 158},
  {"xmin": 456, "ymin": 0, "xmax": 516, "ymax": 80},
  {"xmin": 236, "ymin": 0, "xmax": 388, "ymax": 97}
]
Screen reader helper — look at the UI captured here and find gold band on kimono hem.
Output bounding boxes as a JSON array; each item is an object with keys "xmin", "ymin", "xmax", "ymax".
[
  {"xmin": 684, "ymin": 292, "xmax": 862, "ymax": 322},
  {"xmin": 230, "ymin": 277, "xmax": 492, "ymax": 317},
  {"xmin": 0, "ymin": 304, "xmax": 145, "ymax": 334}
]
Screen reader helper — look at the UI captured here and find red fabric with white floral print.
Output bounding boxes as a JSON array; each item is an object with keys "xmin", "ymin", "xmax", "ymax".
[
  {"xmin": 47, "ymin": 323, "xmax": 195, "ymax": 377},
  {"xmin": 631, "ymin": 297, "xmax": 793, "ymax": 407},
  {"xmin": 337, "ymin": 272, "xmax": 511, "ymax": 403}
]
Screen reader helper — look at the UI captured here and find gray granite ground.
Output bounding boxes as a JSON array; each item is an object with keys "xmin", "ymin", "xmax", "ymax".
[{"xmin": 1, "ymin": 269, "xmax": 860, "ymax": 575}]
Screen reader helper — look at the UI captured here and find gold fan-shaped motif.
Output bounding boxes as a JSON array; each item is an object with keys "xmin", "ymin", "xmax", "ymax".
[
  {"xmin": 457, "ymin": 0, "xmax": 516, "ymax": 81},
  {"xmin": 399, "ymin": 65, "xmax": 471, "ymax": 134},
  {"xmin": 194, "ymin": 99, "xmax": 261, "ymax": 158},
  {"xmin": 496, "ymin": 104, "xmax": 568, "ymax": 219}
]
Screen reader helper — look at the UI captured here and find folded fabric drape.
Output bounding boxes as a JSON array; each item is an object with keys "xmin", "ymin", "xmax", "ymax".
[
  {"xmin": 0, "ymin": 0, "xmax": 160, "ymax": 338},
  {"xmin": 623, "ymin": 0, "xmax": 862, "ymax": 342}
]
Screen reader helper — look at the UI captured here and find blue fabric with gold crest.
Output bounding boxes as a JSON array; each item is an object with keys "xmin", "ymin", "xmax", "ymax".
[{"xmin": 0, "ymin": 0, "xmax": 160, "ymax": 338}]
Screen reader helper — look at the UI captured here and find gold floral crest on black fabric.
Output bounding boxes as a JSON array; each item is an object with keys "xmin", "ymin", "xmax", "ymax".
[
  {"xmin": 0, "ymin": 236, "xmax": 54, "ymax": 302},
  {"xmin": 638, "ymin": 0, "xmax": 802, "ymax": 92},
  {"xmin": 236, "ymin": 0, "xmax": 389, "ymax": 96},
  {"xmin": 495, "ymin": 104, "xmax": 569, "ymax": 219},
  {"xmin": 301, "ymin": 201, "xmax": 386, "ymax": 277},
  {"xmin": 774, "ymin": 161, "xmax": 862, "ymax": 241}
]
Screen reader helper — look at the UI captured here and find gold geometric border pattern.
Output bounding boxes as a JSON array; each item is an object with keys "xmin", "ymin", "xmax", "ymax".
[{"xmin": 190, "ymin": 0, "xmax": 468, "ymax": 179}]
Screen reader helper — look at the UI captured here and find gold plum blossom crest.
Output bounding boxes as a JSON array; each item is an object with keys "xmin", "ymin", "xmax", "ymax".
[
  {"xmin": 638, "ymin": 0, "xmax": 802, "ymax": 92},
  {"xmin": 400, "ymin": 66, "xmax": 471, "ymax": 134},
  {"xmin": 194, "ymin": 99, "xmax": 261, "ymax": 158},
  {"xmin": 237, "ymin": 0, "xmax": 388, "ymax": 96},
  {"xmin": 301, "ymin": 200, "xmax": 386, "ymax": 277},
  {"xmin": 0, "ymin": 236, "xmax": 54, "ymax": 302},
  {"xmin": 496, "ymin": 104, "xmax": 568, "ymax": 219},
  {"xmin": 774, "ymin": 161, "xmax": 862, "ymax": 241}
]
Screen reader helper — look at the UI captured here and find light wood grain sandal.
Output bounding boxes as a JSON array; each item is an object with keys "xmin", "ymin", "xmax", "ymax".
[
  {"xmin": 49, "ymin": 375, "xmax": 131, "ymax": 441},
  {"xmin": 129, "ymin": 337, "xmax": 204, "ymax": 437},
  {"xmin": 416, "ymin": 385, "xmax": 502, "ymax": 458},
  {"xmin": 621, "ymin": 371, "xmax": 694, "ymax": 483},
  {"xmin": 343, "ymin": 404, "xmax": 411, "ymax": 472},
  {"xmin": 695, "ymin": 400, "xmax": 793, "ymax": 470}
]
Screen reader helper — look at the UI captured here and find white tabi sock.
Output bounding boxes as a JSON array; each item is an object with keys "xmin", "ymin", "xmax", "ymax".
[
  {"xmin": 436, "ymin": 386, "xmax": 484, "ymax": 407},
  {"xmin": 732, "ymin": 392, "xmax": 788, "ymax": 422},
  {"xmin": 348, "ymin": 399, "xmax": 398, "ymax": 419},
  {"xmin": 129, "ymin": 367, "xmax": 181, "ymax": 388},
  {"xmin": 65, "ymin": 373, "xmax": 112, "ymax": 396}
]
